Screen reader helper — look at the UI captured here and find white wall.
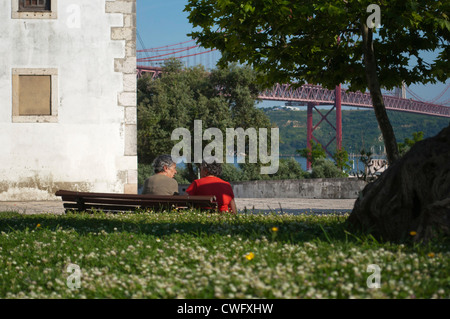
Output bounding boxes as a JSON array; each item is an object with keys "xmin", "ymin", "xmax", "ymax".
[{"xmin": 0, "ymin": 0, "xmax": 137, "ymax": 200}]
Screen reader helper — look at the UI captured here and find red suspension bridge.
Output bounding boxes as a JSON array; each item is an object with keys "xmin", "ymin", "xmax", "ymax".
[{"xmin": 137, "ymin": 37, "xmax": 450, "ymax": 169}]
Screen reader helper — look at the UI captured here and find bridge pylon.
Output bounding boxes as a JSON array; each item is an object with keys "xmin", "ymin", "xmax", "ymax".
[{"xmin": 306, "ymin": 84, "xmax": 343, "ymax": 170}]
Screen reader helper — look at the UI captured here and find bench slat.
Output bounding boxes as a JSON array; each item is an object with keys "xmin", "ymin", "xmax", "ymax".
[
  {"xmin": 63, "ymin": 203, "xmax": 206, "ymax": 213},
  {"xmin": 56, "ymin": 190, "xmax": 218, "ymax": 213},
  {"xmin": 59, "ymin": 195, "xmax": 214, "ymax": 205},
  {"xmin": 63, "ymin": 197, "xmax": 215, "ymax": 207},
  {"xmin": 55, "ymin": 190, "xmax": 214, "ymax": 202}
]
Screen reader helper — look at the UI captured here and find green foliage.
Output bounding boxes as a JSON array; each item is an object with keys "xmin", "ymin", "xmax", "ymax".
[
  {"xmin": 270, "ymin": 157, "xmax": 307, "ymax": 180},
  {"xmin": 264, "ymin": 108, "xmax": 449, "ymax": 156},
  {"xmin": 238, "ymin": 162, "xmax": 267, "ymax": 181},
  {"xmin": 137, "ymin": 60, "xmax": 272, "ymax": 180},
  {"xmin": 185, "ymin": 0, "xmax": 449, "ymax": 164},
  {"xmin": 185, "ymin": 0, "xmax": 449, "ymax": 92},
  {"xmin": 297, "ymin": 140, "xmax": 326, "ymax": 166},
  {"xmin": 137, "ymin": 163, "xmax": 153, "ymax": 187},
  {"xmin": 220, "ymin": 163, "xmax": 244, "ymax": 182},
  {"xmin": 297, "ymin": 140, "xmax": 349, "ymax": 177},
  {"xmin": 172, "ymin": 166, "xmax": 194, "ymax": 185},
  {"xmin": 398, "ymin": 131, "xmax": 424, "ymax": 156},
  {"xmin": 311, "ymin": 158, "xmax": 347, "ymax": 178},
  {"xmin": 332, "ymin": 147, "xmax": 353, "ymax": 174}
]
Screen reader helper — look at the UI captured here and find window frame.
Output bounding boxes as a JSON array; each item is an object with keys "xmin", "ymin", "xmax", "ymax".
[
  {"xmin": 12, "ymin": 0, "xmax": 57, "ymax": 19},
  {"xmin": 12, "ymin": 68, "xmax": 59, "ymax": 123},
  {"xmin": 18, "ymin": 0, "xmax": 51, "ymax": 12}
]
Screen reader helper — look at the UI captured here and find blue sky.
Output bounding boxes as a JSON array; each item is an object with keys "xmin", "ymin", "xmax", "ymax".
[{"xmin": 136, "ymin": 0, "xmax": 449, "ymax": 106}]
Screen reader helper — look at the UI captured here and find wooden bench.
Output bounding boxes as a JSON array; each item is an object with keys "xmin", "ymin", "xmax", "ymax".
[{"xmin": 55, "ymin": 190, "xmax": 218, "ymax": 213}]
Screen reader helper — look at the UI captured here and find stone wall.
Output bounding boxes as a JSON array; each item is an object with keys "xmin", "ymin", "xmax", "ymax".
[{"xmin": 179, "ymin": 178, "xmax": 367, "ymax": 199}]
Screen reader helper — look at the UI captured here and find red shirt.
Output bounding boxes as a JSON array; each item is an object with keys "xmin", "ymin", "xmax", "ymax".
[{"xmin": 186, "ymin": 176, "xmax": 235, "ymax": 212}]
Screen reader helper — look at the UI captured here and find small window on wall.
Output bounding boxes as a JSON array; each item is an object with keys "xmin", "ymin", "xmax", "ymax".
[
  {"xmin": 12, "ymin": 0, "xmax": 57, "ymax": 19},
  {"xmin": 19, "ymin": 0, "xmax": 51, "ymax": 11},
  {"xmin": 12, "ymin": 69, "xmax": 58, "ymax": 123}
]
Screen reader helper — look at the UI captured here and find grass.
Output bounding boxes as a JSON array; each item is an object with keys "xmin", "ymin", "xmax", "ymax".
[{"xmin": 0, "ymin": 210, "xmax": 448, "ymax": 299}]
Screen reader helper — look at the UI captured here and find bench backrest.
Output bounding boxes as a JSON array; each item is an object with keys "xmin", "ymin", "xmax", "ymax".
[{"xmin": 55, "ymin": 190, "xmax": 218, "ymax": 213}]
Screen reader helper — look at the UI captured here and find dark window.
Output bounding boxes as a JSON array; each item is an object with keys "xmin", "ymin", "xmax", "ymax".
[{"xmin": 19, "ymin": 0, "xmax": 51, "ymax": 12}]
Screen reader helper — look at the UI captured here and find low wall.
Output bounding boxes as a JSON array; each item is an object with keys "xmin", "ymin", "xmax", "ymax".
[{"xmin": 179, "ymin": 178, "xmax": 367, "ymax": 199}]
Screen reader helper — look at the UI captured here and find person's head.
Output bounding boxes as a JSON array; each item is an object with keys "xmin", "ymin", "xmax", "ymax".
[
  {"xmin": 200, "ymin": 159, "xmax": 222, "ymax": 178},
  {"xmin": 153, "ymin": 155, "xmax": 177, "ymax": 178}
]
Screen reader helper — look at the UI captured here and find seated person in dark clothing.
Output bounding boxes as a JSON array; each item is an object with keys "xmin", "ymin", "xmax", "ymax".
[
  {"xmin": 142, "ymin": 155, "xmax": 179, "ymax": 195},
  {"xmin": 186, "ymin": 159, "xmax": 237, "ymax": 214}
]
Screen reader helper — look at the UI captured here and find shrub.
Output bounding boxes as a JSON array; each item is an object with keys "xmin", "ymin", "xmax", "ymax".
[{"xmin": 311, "ymin": 158, "xmax": 346, "ymax": 178}]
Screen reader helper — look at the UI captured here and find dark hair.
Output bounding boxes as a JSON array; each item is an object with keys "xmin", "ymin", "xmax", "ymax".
[
  {"xmin": 201, "ymin": 159, "xmax": 222, "ymax": 177},
  {"xmin": 152, "ymin": 155, "xmax": 175, "ymax": 173}
]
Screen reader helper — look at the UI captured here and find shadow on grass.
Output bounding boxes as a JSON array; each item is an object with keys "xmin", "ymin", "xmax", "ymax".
[
  {"xmin": 5, "ymin": 210, "xmax": 447, "ymax": 250},
  {"xmin": 1, "ymin": 210, "xmax": 448, "ymax": 251},
  {"xmin": 0, "ymin": 210, "xmax": 358, "ymax": 245}
]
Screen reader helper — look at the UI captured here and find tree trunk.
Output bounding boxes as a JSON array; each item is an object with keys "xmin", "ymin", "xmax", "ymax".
[
  {"xmin": 186, "ymin": 163, "xmax": 197, "ymax": 182},
  {"xmin": 361, "ymin": 25, "xmax": 399, "ymax": 165},
  {"xmin": 346, "ymin": 124, "xmax": 450, "ymax": 243}
]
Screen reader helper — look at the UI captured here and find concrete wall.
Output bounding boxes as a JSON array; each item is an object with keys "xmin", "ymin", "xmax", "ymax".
[
  {"xmin": 0, "ymin": 0, "xmax": 137, "ymax": 200},
  {"xmin": 179, "ymin": 178, "xmax": 367, "ymax": 199}
]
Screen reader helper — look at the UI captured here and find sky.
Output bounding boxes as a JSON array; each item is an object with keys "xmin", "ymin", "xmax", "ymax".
[{"xmin": 136, "ymin": 0, "xmax": 449, "ymax": 106}]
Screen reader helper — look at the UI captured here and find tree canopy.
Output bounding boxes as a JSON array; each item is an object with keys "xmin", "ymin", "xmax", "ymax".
[
  {"xmin": 186, "ymin": 0, "xmax": 449, "ymax": 90},
  {"xmin": 185, "ymin": 0, "xmax": 450, "ymax": 165},
  {"xmin": 137, "ymin": 60, "xmax": 272, "ymax": 180}
]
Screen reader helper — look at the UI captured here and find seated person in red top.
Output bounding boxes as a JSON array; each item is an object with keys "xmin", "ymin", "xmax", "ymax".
[{"xmin": 186, "ymin": 160, "xmax": 237, "ymax": 214}]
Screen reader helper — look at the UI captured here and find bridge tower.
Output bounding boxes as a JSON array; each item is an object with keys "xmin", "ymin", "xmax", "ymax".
[
  {"xmin": 394, "ymin": 82, "xmax": 406, "ymax": 99},
  {"xmin": 306, "ymin": 84, "xmax": 342, "ymax": 170}
]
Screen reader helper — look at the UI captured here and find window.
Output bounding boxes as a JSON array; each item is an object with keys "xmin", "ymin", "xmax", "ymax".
[
  {"xmin": 19, "ymin": 0, "xmax": 51, "ymax": 12},
  {"xmin": 12, "ymin": 69, "xmax": 58, "ymax": 123},
  {"xmin": 12, "ymin": 0, "xmax": 57, "ymax": 19}
]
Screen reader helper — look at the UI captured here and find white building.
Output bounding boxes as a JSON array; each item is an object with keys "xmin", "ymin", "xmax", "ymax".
[{"xmin": 0, "ymin": 0, "xmax": 137, "ymax": 200}]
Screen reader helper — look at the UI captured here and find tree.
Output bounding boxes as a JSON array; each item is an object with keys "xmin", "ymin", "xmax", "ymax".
[
  {"xmin": 398, "ymin": 131, "xmax": 424, "ymax": 156},
  {"xmin": 347, "ymin": 124, "xmax": 450, "ymax": 243},
  {"xmin": 138, "ymin": 59, "xmax": 229, "ymax": 181},
  {"xmin": 298, "ymin": 140, "xmax": 350, "ymax": 177},
  {"xmin": 185, "ymin": 0, "xmax": 449, "ymax": 166},
  {"xmin": 297, "ymin": 140, "xmax": 326, "ymax": 167},
  {"xmin": 270, "ymin": 157, "xmax": 307, "ymax": 180},
  {"xmin": 137, "ymin": 60, "xmax": 273, "ymax": 181},
  {"xmin": 332, "ymin": 147, "xmax": 352, "ymax": 174},
  {"xmin": 311, "ymin": 158, "xmax": 347, "ymax": 178}
]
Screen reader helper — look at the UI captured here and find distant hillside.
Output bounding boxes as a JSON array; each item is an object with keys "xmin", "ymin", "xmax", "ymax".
[{"xmin": 263, "ymin": 108, "xmax": 450, "ymax": 156}]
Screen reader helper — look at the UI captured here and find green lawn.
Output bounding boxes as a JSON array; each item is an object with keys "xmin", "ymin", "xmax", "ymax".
[{"xmin": 0, "ymin": 210, "xmax": 448, "ymax": 299}]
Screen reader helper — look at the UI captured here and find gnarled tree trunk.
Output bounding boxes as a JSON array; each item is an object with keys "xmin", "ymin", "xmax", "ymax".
[{"xmin": 346, "ymin": 125, "xmax": 450, "ymax": 243}]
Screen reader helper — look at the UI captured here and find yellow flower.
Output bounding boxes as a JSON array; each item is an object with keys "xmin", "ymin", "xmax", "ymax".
[
  {"xmin": 271, "ymin": 227, "xmax": 279, "ymax": 232},
  {"xmin": 36, "ymin": 224, "xmax": 41, "ymax": 228},
  {"xmin": 428, "ymin": 252, "xmax": 435, "ymax": 258},
  {"xmin": 409, "ymin": 231, "xmax": 417, "ymax": 236},
  {"xmin": 245, "ymin": 252, "xmax": 255, "ymax": 261}
]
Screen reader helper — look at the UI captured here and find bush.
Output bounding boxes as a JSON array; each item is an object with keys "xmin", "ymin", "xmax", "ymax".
[
  {"xmin": 311, "ymin": 158, "xmax": 346, "ymax": 178},
  {"xmin": 221, "ymin": 163, "xmax": 244, "ymax": 182},
  {"xmin": 138, "ymin": 163, "xmax": 153, "ymax": 187},
  {"xmin": 269, "ymin": 157, "xmax": 307, "ymax": 180}
]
